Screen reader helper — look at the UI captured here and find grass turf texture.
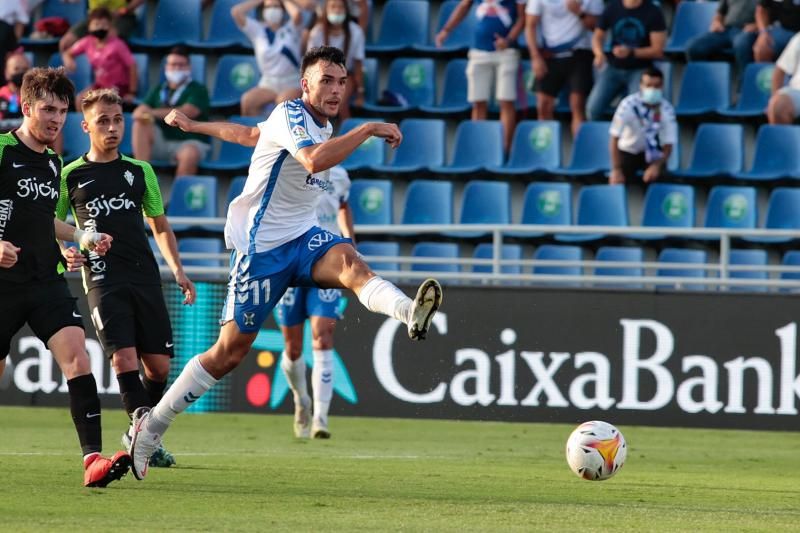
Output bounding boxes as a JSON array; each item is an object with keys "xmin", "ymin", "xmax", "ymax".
[{"xmin": 1, "ymin": 406, "xmax": 799, "ymax": 532}]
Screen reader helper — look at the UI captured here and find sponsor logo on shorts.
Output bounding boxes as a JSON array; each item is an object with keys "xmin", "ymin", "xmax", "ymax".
[
  {"xmin": 243, "ymin": 312, "xmax": 256, "ymax": 327},
  {"xmin": 308, "ymin": 231, "xmax": 335, "ymax": 251},
  {"xmin": 318, "ymin": 288, "xmax": 340, "ymax": 303},
  {"xmin": 165, "ymin": 342, "xmax": 174, "ymax": 348}
]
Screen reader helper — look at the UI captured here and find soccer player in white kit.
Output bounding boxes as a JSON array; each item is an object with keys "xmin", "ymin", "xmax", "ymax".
[{"xmin": 128, "ymin": 47, "xmax": 442, "ymax": 480}]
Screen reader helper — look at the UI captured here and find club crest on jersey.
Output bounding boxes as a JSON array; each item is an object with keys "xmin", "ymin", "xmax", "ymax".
[
  {"xmin": 48, "ymin": 159, "xmax": 58, "ymax": 177},
  {"xmin": 124, "ymin": 170, "xmax": 134, "ymax": 186}
]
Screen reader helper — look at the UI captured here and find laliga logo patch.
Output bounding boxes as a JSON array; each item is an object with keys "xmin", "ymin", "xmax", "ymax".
[
  {"xmin": 291, "ymin": 125, "xmax": 310, "ymax": 141},
  {"xmin": 307, "ymin": 231, "xmax": 334, "ymax": 251},
  {"xmin": 317, "ymin": 288, "xmax": 340, "ymax": 303}
]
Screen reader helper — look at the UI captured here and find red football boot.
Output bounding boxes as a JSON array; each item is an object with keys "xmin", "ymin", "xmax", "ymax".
[{"xmin": 84, "ymin": 451, "xmax": 132, "ymax": 487}]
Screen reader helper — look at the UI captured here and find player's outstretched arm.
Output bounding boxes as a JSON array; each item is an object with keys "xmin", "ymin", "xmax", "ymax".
[
  {"xmin": 147, "ymin": 215, "xmax": 197, "ymax": 305},
  {"xmin": 53, "ymin": 218, "xmax": 113, "ymax": 256},
  {"xmin": 295, "ymin": 122, "xmax": 402, "ymax": 174},
  {"xmin": 165, "ymin": 109, "xmax": 260, "ymax": 147},
  {"xmin": 0, "ymin": 240, "xmax": 20, "ymax": 268}
]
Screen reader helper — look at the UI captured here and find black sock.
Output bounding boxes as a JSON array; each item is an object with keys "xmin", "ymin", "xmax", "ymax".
[
  {"xmin": 117, "ymin": 370, "xmax": 151, "ymax": 417},
  {"xmin": 66, "ymin": 373, "xmax": 102, "ymax": 456},
  {"xmin": 142, "ymin": 376, "xmax": 167, "ymax": 407}
]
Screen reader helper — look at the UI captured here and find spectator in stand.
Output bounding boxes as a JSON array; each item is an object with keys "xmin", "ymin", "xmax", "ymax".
[
  {"xmin": 608, "ymin": 67, "xmax": 676, "ymax": 184},
  {"xmin": 307, "ymin": 0, "xmax": 365, "ymax": 121},
  {"xmin": 132, "ymin": 46, "xmax": 210, "ymax": 178},
  {"xmin": 0, "ymin": 1, "xmax": 28, "ymax": 70},
  {"xmin": 525, "ymin": 0, "xmax": 603, "ymax": 136},
  {"xmin": 586, "ymin": 0, "xmax": 666, "ymax": 121},
  {"xmin": 59, "ymin": 0, "xmax": 144, "ymax": 52},
  {"xmin": 753, "ymin": 0, "xmax": 800, "ymax": 62},
  {"xmin": 232, "ymin": 0, "xmax": 305, "ymax": 117},
  {"xmin": 0, "ymin": 52, "xmax": 28, "ymax": 132},
  {"xmin": 766, "ymin": 31, "xmax": 800, "ymax": 123},
  {"xmin": 436, "ymin": 0, "xmax": 526, "ymax": 152},
  {"xmin": 62, "ymin": 8, "xmax": 137, "ymax": 110},
  {"xmin": 685, "ymin": 0, "xmax": 757, "ymax": 74}
]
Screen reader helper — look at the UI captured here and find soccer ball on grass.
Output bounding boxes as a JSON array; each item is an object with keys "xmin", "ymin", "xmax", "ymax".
[{"xmin": 565, "ymin": 420, "xmax": 626, "ymax": 481}]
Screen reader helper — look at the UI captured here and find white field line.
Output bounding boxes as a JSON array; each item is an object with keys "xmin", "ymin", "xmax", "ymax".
[{"xmin": 0, "ymin": 451, "xmax": 441, "ymax": 459}]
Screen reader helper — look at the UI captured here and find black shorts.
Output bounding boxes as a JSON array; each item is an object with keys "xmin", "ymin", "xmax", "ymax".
[
  {"xmin": 87, "ymin": 284, "xmax": 174, "ymax": 358},
  {"xmin": 538, "ymin": 49, "xmax": 594, "ymax": 98},
  {"xmin": 620, "ymin": 150, "xmax": 648, "ymax": 182},
  {"xmin": 0, "ymin": 278, "xmax": 83, "ymax": 358}
]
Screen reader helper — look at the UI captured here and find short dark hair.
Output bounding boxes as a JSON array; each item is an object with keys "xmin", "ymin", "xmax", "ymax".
[
  {"xmin": 88, "ymin": 7, "xmax": 113, "ymax": 22},
  {"xmin": 301, "ymin": 46, "xmax": 346, "ymax": 78},
  {"xmin": 641, "ymin": 66, "xmax": 664, "ymax": 82},
  {"xmin": 20, "ymin": 67, "xmax": 75, "ymax": 107},
  {"xmin": 168, "ymin": 45, "xmax": 190, "ymax": 60}
]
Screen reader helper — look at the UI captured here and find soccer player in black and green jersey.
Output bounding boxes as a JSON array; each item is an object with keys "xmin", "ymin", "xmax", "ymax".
[
  {"xmin": 57, "ymin": 88, "xmax": 197, "ymax": 468},
  {"xmin": 0, "ymin": 67, "xmax": 132, "ymax": 487}
]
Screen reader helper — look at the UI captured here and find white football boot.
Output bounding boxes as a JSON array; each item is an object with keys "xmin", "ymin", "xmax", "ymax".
[
  {"xmin": 312, "ymin": 415, "xmax": 331, "ymax": 439},
  {"xmin": 129, "ymin": 407, "xmax": 162, "ymax": 480},
  {"xmin": 294, "ymin": 395, "xmax": 311, "ymax": 439},
  {"xmin": 408, "ymin": 278, "xmax": 442, "ymax": 340}
]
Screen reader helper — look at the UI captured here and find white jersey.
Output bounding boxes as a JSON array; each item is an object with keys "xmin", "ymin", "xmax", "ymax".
[
  {"xmin": 315, "ymin": 165, "xmax": 351, "ymax": 236},
  {"xmin": 241, "ymin": 17, "xmax": 302, "ymax": 80},
  {"xmin": 225, "ymin": 99, "xmax": 333, "ymax": 254}
]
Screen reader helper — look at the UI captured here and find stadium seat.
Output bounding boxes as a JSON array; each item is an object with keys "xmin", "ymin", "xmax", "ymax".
[
  {"xmin": 519, "ymin": 182, "xmax": 572, "ymax": 237},
  {"xmin": 48, "ymin": 53, "xmax": 92, "ymax": 93},
  {"xmin": 43, "ymin": 0, "xmax": 87, "ymax": 25},
  {"xmin": 720, "ymin": 63, "xmax": 775, "ymax": 118},
  {"xmin": 744, "ymin": 187, "xmax": 800, "ymax": 244},
  {"xmin": 118, "ymin": 113, "xmax": 134, "ymax": 156},
  {"xmin": 178, "ymin": 238, "xmax": 223, "ymax": 268},
  {"xmin": 350, "ymin": 179, "xmax": 393, "ymax": 225},
  {"xmin": 733, "ymin": 125, "xmax": 800, "ymax": 181},
  {"xmin": 415, "ymin": 0, "xmax": 477, "ymax": 53},
  {"xmin": 488, "ymin": 120, "xmax": 561, "ymax": 175},
  {"xmin": 656, "ymin": 248, "xmax": 708, "ymax": 290},
  {"xmin": 411, "ymin": 242, "xmax": 460, "ymax": 273},
  {"xmin": 556, "ymin": 184, "xmax": 628, "ymax": 243},
  {"xmin": 431, "ymin": 120, "xmax": 504, "ymax": 175},
  {"xmin": 472, "ymin": 243, "xmax": 523, "ymax": 275},
  {"xmin": 401, "ymin": 179, "xmax": 454, "ymax": 225},
  {"xmin": 665, "ymin": 2, "xmax": 720, "ymax": 54},
  {"xmin": 226, "ymin": 176, "xmax": 247, "ymax": 206},
  {"xmin": 367, "ymin": 0, "xmax": 429, "ymax": 53},
  {"xmin": 362, "ymin": 58, "xmax": 436, "ymax": 113},
  {"xmin": 201, "ymin": 116, "xmax": 260, "ymax": 172},
  {"xmin": 533, "ymin": 245, "xmax": 583, "ymax": 282},
  {"xmin": 560, "ymin": 121, "xmax": 611, "ymax": 177},
  {"xmin": 132, "ymin": 53, "xmax": 149, "ymax": 101},
  {"xmin": 129, "ymin": 0, "xmax": 203, "ymax": 49},
  {"xmin": 675, "ymin": 62, "xmax": 730, "ymax": 117},
  {"xmin": 371, "ymin": 118, "xmax": 445, "ymax": 173},
  {"xmin": 340, "ymin": 118, "xmax": 385, "ymax": 171},
  {"xmin": 727, "ymin": 249, "xmax": 768, "ymax": 292},
  {"xmin": 159, "ymin": 54, "xmax": 208, "ymax": 88},
  {"xmin": 635, "ymin": 183, "xmax": 695, "ymax": 240},
  {"xmin": 595, "ymin": 246, "xmax": 644, "ymax": 288},
  {"xmin": 702, "ymin": 186, "xmax": 757, "ymax": 239},
  {"xmin": 672, "ymin": 123, "xmax": 744, "ymax": 179},
  {"xmin": 359, "ymin": 241, "xmax": 400, "ymax": 272},
  {"xmin": 61, "ymin": 112, "xmax": 90, "ymax": 162},
  {"xmin": 361, "ymin": 57, "xmax": 379, "ymax": 106},
  {"xmin": 210, "ymin": 55, "xmax": 260, "ymax": 109},
  {"xmin": 419, "ymin": 59, "xmax": 471, "ymax": 115},
  {"xmin": 781, "ymin": 251, "xmax": 800, "ymax": 284},
  {"xmin": 453, "ymin": 180, "xmax": 511, "ymax": 237},
  {"xmin": 167, "ymin": 175, "xmax": 219, "ymax": 232},
  {"xmin": 186, "ymin": 0, "xmax": 253, "ymax": 50}
]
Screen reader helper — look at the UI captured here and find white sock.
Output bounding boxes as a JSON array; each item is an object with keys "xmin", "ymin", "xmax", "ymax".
[
  {"xmin": 280, "ymin": 351, "xmax": 309, "ymax": 404},
  {"xmin": 146, "ymin": 356, "xmax": 218, "ymax": 436},
  {"xmin": 357, "ymin": 276, "xmax": 412, "ymax": 324},
  {"xmin": 312, "ymin": 349, "xmax": 333, "ymax": 423}
]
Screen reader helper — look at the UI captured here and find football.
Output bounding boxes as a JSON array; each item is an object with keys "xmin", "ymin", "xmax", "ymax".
[{"xmin": 565, "ymin": 420, "xmax": 627, "ymax": 481}]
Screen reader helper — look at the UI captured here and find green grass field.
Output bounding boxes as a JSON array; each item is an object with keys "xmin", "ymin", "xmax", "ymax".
[{"xmin": 1, "ymin": 406, "xmax": 799, "ymax": 532}]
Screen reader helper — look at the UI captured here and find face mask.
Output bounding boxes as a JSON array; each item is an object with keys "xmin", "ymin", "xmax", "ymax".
[
  {"xmin": 327, "ymin": 12, "xmax": 347, "ymax": 25},
  {"xmin": 263, "ymin": 7, "xmax": 284, "ymax": 25},
  {"xmin": 641, "ymin": 87, "xmax": 662, "ymax": 105},
  {"xmin": 90, "ymin": 28, "xmax": 109, "ymax": 40},
  {"xmin": 165, "ymin": 69, "xmax": 190, "ymax": 85},
  {"xmin": 10, "ymin": 73, "xmax": 24, "ymax": 87}
]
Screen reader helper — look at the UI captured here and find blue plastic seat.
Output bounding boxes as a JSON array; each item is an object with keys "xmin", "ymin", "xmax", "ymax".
[
  {"xmin": 350, "ymin": 180, "xmax": 393, "ymax": 225},
  {"xmin": 656, "ymin": 248, "xmax": 708, "ymax": 290},
  {"xmin": 178, "ymin": 238, "xmax": 223, "ymax": 267},
  {"xmin": 519, "ymin": 182, "xmax": 572, "ymax": 237},
  {"xmin": 635, "ymin": 183, "xmax": 695, "ymax": 240},
  {"xmin": 454, "ymin": 180, "xmax": 511, "ymax": 237},
  {"xmin": 49, "ymin": 53, "xmax": 92, "ymax": 93},
  {"xmin": 210, "ymin": 55, "xmax": 260, "ymax": 109},
  {"xmin": 595, "ymin": 246, "xmax": 644, "ymax": 284},
  {"xmin": 411, "ymin": 242, "xmax": 460, "ymax": 273},
  {"xmin": 533, "ymin": 245, "xmax": 583, "ymax": 283},
  {"xmin": 472, "ymin": 243, "xmax": 522, "ymax": 275},
  {"xmin": 665, "ymin": 2, "xmax": 720, "ymax": 54},
  {"xmin": 419, "ymin": 59, "xmax": 471, "ymax": 115},
  {"xmin": 61, "ymin": 112, "xmax": 90, "ymax": 162},
  {"xmin": 132, "ymin": 53, "xmax": 149, "ymax": 100},
  {"xmin": 489, "ymin": 120, "xmax": 561, "ymax": 175},
  {"xmin": 359, "ymin": 241, "xmax": 401, "ymax": 271},
  {"xmin": 367, "ymin": 0, "xmax": 429, "ymax": 53},
  {"xmin": 415, "ymin": 0, "xmax": 477, "ymax": 53},
  {"xmin": 167, "ymin": 175, "xmax": 219, "ymax": 232},
  {"xmin": 361, "ymin": 57, "xmax": 379, "ymax": 106},
  {"xmin": 720, "ymin": 63, "xmax": 775, "ymax": 118},
  {"xmin": 226, "ymin": 176, "xmax": 247, "ymax": 207},
  {"xmin": 340, "ymin": 118, "xmax": 385, "ymax": 170},
  {"xmin": 727, "ymin": 249, "xmax": 768, "ymax": 292},
  {"xmin": 186, "ymin": 0, "xmax": 253, "ymax": 50},
  {"xmin": 371, "ymin": 118, "xmax": 445, "ymax": 173},
  {"xmin": 201, "ymin": 116, "xmax": 260, "ymax": 172},
  {"xmin": 675, "ymin": 62, "xmax": 730, "ymax": 116},
  {"xmin": 702, "ymin": 186, "xmax": 757, "ymax": 240},
  {"xmin": 672, "ymin": 123, "xmax": 744, "ymax": 179},
  {"xmin": 560, "ymin": 121, "xmax": 611, "ymax": 176},
  {"xmin": 118, "ymin": 113, "xmax": 135, "ymax": 156},
  {"xmin": 431, "ymin": 120, "xmax": 504, "ymax": 174},
  {"xmin": 744, "ymin": 187, "xmax": 800, "ymax": 244},
  {"xmin": 556, "ymin": 184, "xmax": 628, "ymax": 242},
  {"xmin": 401, "ymin": 179, "xmax": 453, "ymax": 225},
  {"xmin": 129, "ymin": 0, "xmax": 203, "ymax": 49},
  {"xmin": 781, "ymin": 251, "xmax": 800, "ymax": 283},
  {"xmin": 733, "ymin": 125, "xmax": 800, "ymax": 181},
  {"xmin": 362, "ymin": 58, "xmax": 436, "ymax": 113}
]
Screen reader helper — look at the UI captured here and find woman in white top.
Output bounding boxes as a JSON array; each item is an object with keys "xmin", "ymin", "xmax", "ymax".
[
  {"xmin": 231, "ymin": 0, "xmax": 306, "ymax": 116},
  {"xmin": 306, "ymin": 0, "xmax": 365, "ymax": 120}
]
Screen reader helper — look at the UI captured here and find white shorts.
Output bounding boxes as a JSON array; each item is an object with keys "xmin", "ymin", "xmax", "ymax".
[
  {"xmin": 466, "ymin": 48, "xmax": 520, "ymax": 103},
  {"xmin": 258, "ymin": 73, "xmax": 300, "ymax": 94},
  {"xmin": 778, "ymin": 87, "xmax": 800, "ymax": 117}
]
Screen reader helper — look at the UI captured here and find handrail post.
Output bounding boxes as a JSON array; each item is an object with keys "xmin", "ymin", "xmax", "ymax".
[
  {"xmin": 492, "ymin": 229, "xmax": 502, "ymax": 284},
  {"xmin": 720, "ymin": 232, "xmax": 730, "ymax": 291}
]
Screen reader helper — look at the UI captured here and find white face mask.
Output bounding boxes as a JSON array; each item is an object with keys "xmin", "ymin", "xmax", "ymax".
[
  {"xmin": 641, "ymin": 87, "xmax": 662, "ymax": 105},
  {"xmin": 263, "ymin": 6, "xmax": 284, "ymax": 26},
  {"xmin": 165, "ymin": 69, "xmax": 190, "ymax": 85},
  {"xmin": 327, "ymin": 12, "xmax": 347, "ymax": 25}
]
